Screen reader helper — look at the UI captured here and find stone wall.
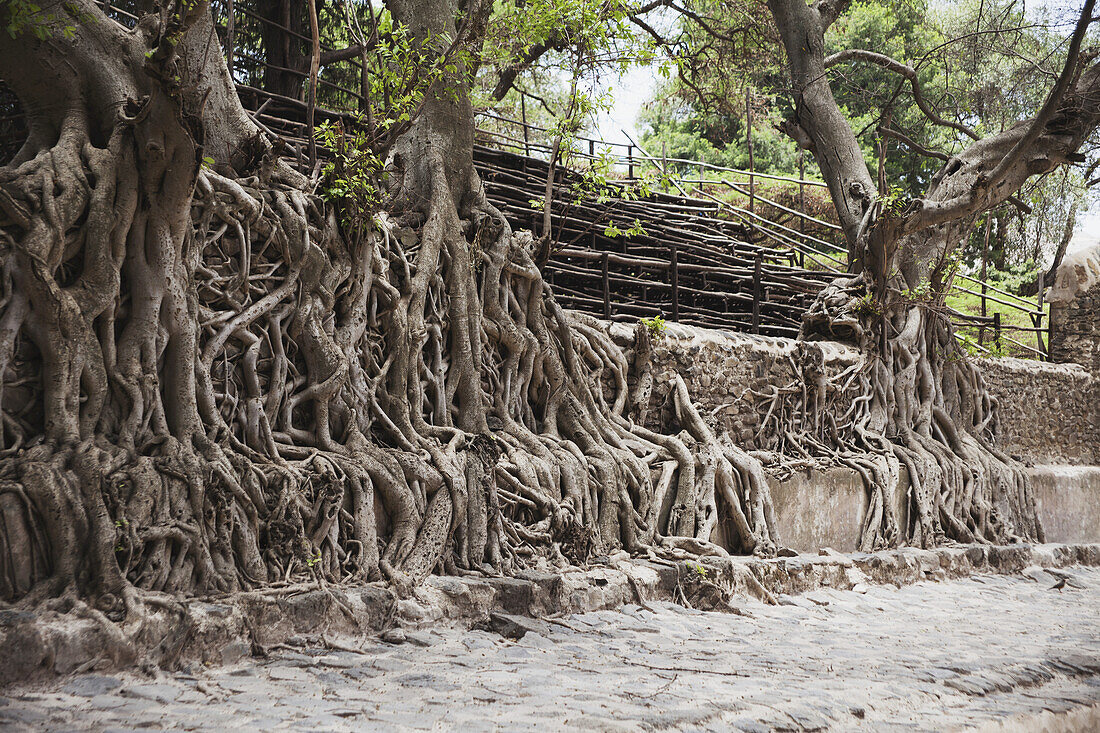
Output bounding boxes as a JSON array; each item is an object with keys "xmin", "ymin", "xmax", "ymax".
[
  {"xmin": 980, "ymin": 357, "xmax": 1098, "ymax": 465},
  {"xmin": 1051, "ymin": 284, "xmax": 1100, "ymax": 375},
  {"xmin": 607, "ymin": 322, "xmax": 860, "ymax": 451},
  {"xmin": 1047, "ymin": 240, "xmax": 1100, "ymax": 374},
  {"xmin": 604, "ymin": 319, "xmax": 1098, "ymax": 466},
  {"xmin": 595, "ymin": 315, "xmax": 1099, "ymax": 548}
]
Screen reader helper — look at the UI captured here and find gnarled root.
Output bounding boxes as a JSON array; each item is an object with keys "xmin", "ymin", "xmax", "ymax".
[
  {"xmin": 772, "ymin": 277, "xmax": 1043, "ymax": 549},
  {"xmin": 0, "ymin": 120, "xmax": 783, "ymax": 609}
]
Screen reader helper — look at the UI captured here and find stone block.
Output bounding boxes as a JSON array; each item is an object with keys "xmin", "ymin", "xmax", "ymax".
[{"xmin": 485, "ymin": 576, "xmax": 536, "ymax": 615}]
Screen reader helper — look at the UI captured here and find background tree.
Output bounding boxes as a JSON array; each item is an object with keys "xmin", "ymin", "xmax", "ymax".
[
  {"xmin": 762, "ymin": 0, "xmax": 1099, "ymax": 546},
  {"xmin": 639, "ymin": 0, "xmax": 1096, "ymax": 280}
]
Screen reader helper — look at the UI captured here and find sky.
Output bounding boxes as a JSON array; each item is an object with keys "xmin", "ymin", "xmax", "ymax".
[
  {"xmin": 1075, "ymin": 212, "xmax": 1100, "ymax": 252},
  {"xmin": 592, "ymin": 65, "xmax": 658, "ymax": 149},
  {"xmin": 590, "ymin": 3, "xmax": 1100, "ymax": 258}
]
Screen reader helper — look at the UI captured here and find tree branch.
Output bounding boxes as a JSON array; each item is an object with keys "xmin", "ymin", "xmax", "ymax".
[
  {"xmin": 906, "ymin": 6, "xmax": 1100, "ymax": 235},
  {"xmin": 492, "ymin": 37, "xmax": 560, "ymax": 101},
  {"xmin": 826, "ymin": 49, "xmax": 979, "ymax": 140},
  {"xmin": 767, "ymin": 0, "xmax": 876, "ymax": 257},
  {"xmin": 812, "ymin": 0, "xmax": 851, "ymax": 30},
  {"xmin": 668, "ymin": 2, "xmax": 746, "ymax": 44},
  {"xmin": 320, "ymin": 42, "xmax": 375, "ymax": 66},
  {"xmin": 985, "ymin": 0, "xmax": 1097, "ymax": 188},
  {"xmin": 491, "ymin": 0, "xmax": 679, "ymax": 101},
  {"xmin": 878, "ymin": 126, "xmax": 948, "ymax": 161},
  {"xmin": 629, "ymin": 14, "xmax": 669, "ymax": 47}
]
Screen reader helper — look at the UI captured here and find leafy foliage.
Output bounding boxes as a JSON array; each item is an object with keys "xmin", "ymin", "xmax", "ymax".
[
  {"xmin": 3, "ymin": 0, "xmax": 90, "ymax": 41},
  {"xmin": 316, "ymin": 118, "xmax": 383, "ymax": 237},
  {"xmin": 641, "ymin": 315, "xmax": 667, "ymax": 340}
]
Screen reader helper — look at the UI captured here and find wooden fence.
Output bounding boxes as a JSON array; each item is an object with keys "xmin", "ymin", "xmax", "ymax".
[
  {"xmin": 476, "ymin": 145, "xmax": 835, "ymax": 336},
  {"xmin": 0, "ymin": 0, "xmax": 1053, "ymax": 356}
]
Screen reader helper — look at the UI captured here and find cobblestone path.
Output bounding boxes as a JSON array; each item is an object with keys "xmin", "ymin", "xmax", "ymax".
[{"xmin": 3, "ymin": 567, "xmax": 1099, "ymax": 731}]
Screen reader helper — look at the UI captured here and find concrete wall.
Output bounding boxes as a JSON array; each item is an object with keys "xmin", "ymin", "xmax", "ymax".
[
  {"xmin": 1030, "ymin": 466, "xmax": 1100, "ymax": 545},
  {"xmin": 767, "ymin": 465, "xmax": 1100, "ymax": 552},
  {"xmin": 765, "ymin": 466, "xmax": 886, "ymax": 553}
]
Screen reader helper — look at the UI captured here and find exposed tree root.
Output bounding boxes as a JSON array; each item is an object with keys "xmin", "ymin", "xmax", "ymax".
[
  {"xmin": 0, "ymin": 0, "xmax": 1043, "ymax": 624},
  {"xmin": 769, "ymin": 277, "xmax": 1044, "ymax": 551},
  {"xmin": 0, "ymin": 2, "xmax": 786, "ymax": 613}
]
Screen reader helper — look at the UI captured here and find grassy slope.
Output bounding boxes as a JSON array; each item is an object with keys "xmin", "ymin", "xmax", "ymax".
[{"xmin": 945, "ymin": 286, "xmax": 1048, "ymax": 359}]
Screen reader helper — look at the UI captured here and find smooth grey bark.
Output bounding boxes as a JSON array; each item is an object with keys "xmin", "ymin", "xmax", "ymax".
[{"xmin": 767, "ymin": 0, "xmax": 876, "ymax": 269}]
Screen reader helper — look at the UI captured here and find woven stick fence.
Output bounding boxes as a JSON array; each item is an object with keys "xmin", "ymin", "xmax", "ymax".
[{"xmin": 0, "ymin": 0, "xmax": 1053, "ymax": 354}]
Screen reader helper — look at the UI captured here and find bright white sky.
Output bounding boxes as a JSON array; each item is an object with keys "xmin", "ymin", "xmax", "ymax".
[
  {"xmin": 590, "ymin": 2, "xmax": 1100, "ymax": 258},
  {"xmin": 592, "ymin": 65, "xmax": 657, "ymax": 149}
]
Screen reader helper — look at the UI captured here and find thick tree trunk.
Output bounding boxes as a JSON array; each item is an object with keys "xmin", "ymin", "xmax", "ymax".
[
  {"xmin": 768, "ymin": 0, "xmax": 1100, "ymax": 549},
  {"xmin": 0, "ymin": 0, "xmax": 782, "ymax": 615},
  {"xmin": 767, "ymin": 0, "xmax": 876, "ymax": 269},
  {"xmin": 259, "ymin": 0, "xmax": 313, "ymax": 101}
]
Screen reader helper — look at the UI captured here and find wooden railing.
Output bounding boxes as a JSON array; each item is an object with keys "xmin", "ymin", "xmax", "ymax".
[
  {"xmin": 475, "ymin": 145, "xmax": 835, "ymax": 336},
  {"xmin": 5, "ymin": 1, "xmax": 1047, "ymax": 357}
]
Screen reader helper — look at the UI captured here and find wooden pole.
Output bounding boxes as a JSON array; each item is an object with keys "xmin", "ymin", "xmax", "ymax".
[
  {"xmin": 520, "ymin": 95, "xmax": 530, "ymax": 157},
  {"xmin": 670, "ymin": 243, "xmax": 680, "ymax": 322},
  {"xmin": 993, "ymin": 311, "xmax": 1001, "ymax": 351},
  {"xmin": 752, "ymin": 251, "xmax": 762, "ymax": 333},
  {"xmin": 628, "ymin": 145, "xmax": 635, "ymax": 180},
  {"xmin": 662, "ymin": 140, "xmax": 669, "ymax": 192},
  {"xmin": 1036, "ymin": 270, "xmax": 1047, "ymax": 358},
  {"xmin": 226, "ymin": 0, "xmax": 236, "ymax": 79},
  {"xmin": 746, "ymin": 90, "xmax": 755, "ymax": 214},
  {"xmin": 306, "ymin": 0, "xmax": 320, "ymax": 170},
  {"xmin": 1048, "ymin": 307, "xmax": 1055, "ymax": 361},
  {"xmin": 601, "ymin": 252, "xmax": 610, "ymax": 319},
  {"xmin": 798, "ymin": 150, "xmax": 806, "ymax": 269},
  {"xmin": 876, "ymin": 111, "xmax": 890, "ymax": 195},
  {"xmin": 979, "ymin": 215, "xmax": 991, "ymax": 346}
]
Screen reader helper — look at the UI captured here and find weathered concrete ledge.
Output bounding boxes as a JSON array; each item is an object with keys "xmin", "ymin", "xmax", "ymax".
[
  {"xmin": 1031, "ymin": 465, "xmax": 1100, "ymax": 544},
  {"xmin": 3, "ymin": 542, "xmax": 1097, "ymax": 687},
  {"xmin": 769, "ymin": 464, "xmax": 1100, "ymax": 552}
]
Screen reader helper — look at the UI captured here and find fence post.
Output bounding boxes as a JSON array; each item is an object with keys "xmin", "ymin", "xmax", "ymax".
[
  {"xmin": 601, "ymin": 252, "xmax": 610, "ymax": 320},
  {"xmin": 993, "ymin": 311, "xmax": 1001, "ymax": 351},
  {"xmin": 1048, "ymin": 308, "xmax": 1055, "ymax": 361},
  {"xmin": 1036, "ymin": 270, "xmax": 1047, "ymax": 358},
  {"xmin": 752, "ymin": 252, "xmax": 762, "ymax": 334},
  {"xmin": 520, "ymin": 95, "xmax": 530, "ymax": 157},
  {"xmin": 662, "ymin": 141, "xmax": 669, "ymax": 192},
  {"xmin": 628, "ymin": 145, "xmax": 635, "ymax": 180},
  {"xmin": 798, "ymin": 151, "xmax": 805, "ymax": 268},
  {"xmin": 978, "ymin": 215, "xmax": 991, "ymax": 346},
  {"xmin": 670, "ymin": 244, "xmax": 680, "ymax": 323},
  {"xmin": 306, "ymin": 0, "xmax": 320, "ymax": 169},
  {"xmin": 589, "ymin": 139, "xmax": 595, "ymax": 158},
  {"xmin": 746, "ymin": 89, "xmax": 755, "ymax": 214}
]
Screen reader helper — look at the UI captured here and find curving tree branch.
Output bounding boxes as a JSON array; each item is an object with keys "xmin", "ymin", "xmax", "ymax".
[
  {"xmin": 826, "ymin": 49, "xmax": 979, "ymax": 140},
  {"xmin": 767, "ymin": 0, "xmax": 877, "ymax": 262},
  {"xmin": 985, "ymin": 0, "xmax": 1097, "ymax": 189}
]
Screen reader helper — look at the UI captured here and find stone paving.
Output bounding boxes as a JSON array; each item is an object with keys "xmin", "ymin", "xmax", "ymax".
[{"xmin": 2, "ymin": 567, "xmax": 1099, "ymax": 732}]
